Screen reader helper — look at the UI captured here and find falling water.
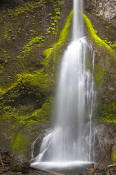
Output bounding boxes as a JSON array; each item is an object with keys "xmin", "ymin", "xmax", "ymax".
[{"xmin": 31, "ymin": 0, "xmax": 95, "ymax": 169}]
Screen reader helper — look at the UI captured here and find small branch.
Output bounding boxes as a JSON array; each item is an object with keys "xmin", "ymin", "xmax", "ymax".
[
  {"xmin": 107, "ymin": 164, "xmax": 116, "ymax": 169},
  {"xmin": 90, "ymin": 142, "xmax": 114, "ymax": 175}
]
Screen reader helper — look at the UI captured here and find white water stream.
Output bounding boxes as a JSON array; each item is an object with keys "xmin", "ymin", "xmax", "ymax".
[{"xmin": 31, "ymin": 0, "xmax": 95, "ymax": 170}]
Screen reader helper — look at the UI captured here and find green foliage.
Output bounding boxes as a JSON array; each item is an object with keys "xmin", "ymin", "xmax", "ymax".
[{"xmin": 83, "ymin": 14, "xmax": 116, "ymax": 57}]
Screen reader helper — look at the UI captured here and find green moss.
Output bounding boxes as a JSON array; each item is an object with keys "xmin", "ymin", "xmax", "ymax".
[
  {"xmin": 112, "ymin": 148, "xmax": 116, "ymax": 163},
  {"xmin": 103, "ymin": 40, "xmax": 116, "ymax": 49},
  {"xmin": 4, "ymin": 25, "xmax": 9, "ymax": 41},
  {"xmin": 12, "ymin": 131, "xmax": 30, "ymax": 154},
  {"xmin": 0, "ymin": 1, "xmax": 73, "ymax": 158},
  {"xmin": 98, "ymin": 102, "xmax": 116, "ymax": 124},
  {"xmin": 17, "ymin": 6, "xmax": 61, "ymax": 58},
  {"xmin": 42, "ymin": 10, "xmax": 73, "ymax": 69},
  {"xmin": 58, "ymin": 1, "xmax": 64, "ymax": 6},
  {"xmin": 110, "ymin": 42, "xmax": 116, "ymax": 49},
  {"xmin": 100, "ymin": 118, "xmax": 116, "ymax": 124},
  {"xmin": 45, "ymin": 2, "xmax": 61, "ymax": 36},
  {"xmin": 57, "ymin": 12, "xmax": 72, "ymax": 44},
  {"xmin": 0, "ymin": 10, "xmax": 73, "ymax": 97},
  {"xmin": 0, "ymin": 88, "xmax": 5, "ymax": 95},
  {"xmin": 94, "ymin": 64, "xmax": 105, "ymax": 84},
  {"xmin": 22, "ymin": 36, "xmax": 45, "ymax": 56},
  {"xmin": 8, "ymin": 73, "xmax": 33, "ymax": 92},
  {"xmin": 0, "ymin": 70, "xmax": 52, "ymax": 98},
  {"xmin": 31, "ymin": 97, "xmax": 53, "ymax": 122},
  {"xmin": 16, "ymin": 70, "xmax": 53, "ymax": 94},
  {"xmin": 7, "ymin": 0, "xmax": 45, "ymax": 17},
  {"xmin": 30, "ymin": 71, "xmax": 54, "ymax": 93},
  {"xmin": 12, "ymin": 0, "xmax": 62, "ymax": 62},
  {"xmin": 0, "ymin": 95, "xmax": 53, "ymax": 126},
  {"xmin": 83, "ymin": 14, "xmax": 116, "ymax": 57}
]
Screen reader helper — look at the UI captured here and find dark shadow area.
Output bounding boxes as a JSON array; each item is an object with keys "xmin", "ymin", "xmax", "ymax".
[{"xmin": 0, "ymin": 0, "xmax": 34, "ymax": 8}]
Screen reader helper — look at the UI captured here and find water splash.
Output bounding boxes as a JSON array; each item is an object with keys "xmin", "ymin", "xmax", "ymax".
[{"xmin": 31, "ymin": 0, "xmax": 95, "ymax": 169}]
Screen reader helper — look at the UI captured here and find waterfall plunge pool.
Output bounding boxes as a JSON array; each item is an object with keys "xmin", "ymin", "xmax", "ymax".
[
  {"xmin": 31, "ymin": 161, "xmax": 94, "ymax": 174},
  {"xmin": 30, "ymin": 0, "xmax": 96, "ymax": 173}
]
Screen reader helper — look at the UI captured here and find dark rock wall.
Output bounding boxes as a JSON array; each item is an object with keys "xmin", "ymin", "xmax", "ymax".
[
  {"xmin": 0, "ymin": 0, "xmax": 116, "ymax": 165},
  {"xmin": 85, "ymin": 0, "xmax": 116, "ymax": 164},
  {"xmin": 86, "ymin": 0, "xmax": 116, "ymax": 25},
  {"xmin": 0, "ymin": 0, "xmax": 72, "ymax": 161}
]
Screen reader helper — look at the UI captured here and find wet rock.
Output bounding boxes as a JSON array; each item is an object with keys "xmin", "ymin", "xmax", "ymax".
[
  {"xmin": 9, "ymin": 154, "xmax": 29, "ymax": 173},
  {"xmin": 87, "ymin": 0, "xmax": 116, "ymax": 25},
  {"xmin": 93, "ymin": 122, "xmax": 116, "ymax": 164},
  {"xmin": 31, "ymin": 127, "xmax": 51, "ymax": 159}
]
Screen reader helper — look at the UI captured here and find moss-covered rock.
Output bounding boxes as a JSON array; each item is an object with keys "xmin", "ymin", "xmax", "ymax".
[
  {"xmin": 0, "ymin": 0, "xmax": 72, "ymax": 160},
  {"xmin": 83, "ymin": 12, "xmax": 116, "ymax": 126},
  {"xmin": 112, "ymin": 146, "xmax": 116, "ymax": 163},
  {"xmin": 83, "ymin": 14, "xmax": 116, "ymax": 57},
  {"xmin": 84, "ymin": 9, "xmax": 116, "ymax": 164}
]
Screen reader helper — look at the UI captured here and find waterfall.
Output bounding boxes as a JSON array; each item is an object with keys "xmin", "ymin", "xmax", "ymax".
[
  {"xmin": 31, "ymin": 0, "xmax": 95, "ymax": 169},
  {"xmin": 73, "ymin": 0, "xmax": 84, "ymax": 39}
]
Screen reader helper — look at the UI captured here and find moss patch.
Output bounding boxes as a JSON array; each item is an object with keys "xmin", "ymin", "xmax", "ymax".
[
  {"xmin": 112, "ymin": 147, "xmax": 116, "ymax": 163},
  {"xmin": 7, "ymin": 0, "xmax": 46, "ymax": 17},
  {"xmin": 12, "ymin": 131, "xmax": 30, "ymax": 155},
  {"xmin": 0, "ymin": 95, "xmax": 53, "ymax": 125},
  {"xmin": 0, "ymin": 9, "xmax": 72, "ymax": 156},
  {"xmin": 0, "ymin": 0, "xmax": 73, "ymax": 157},
  {"xmin": 0, "ymin": 10, "xmax": 73, "ymax": 98},
  {"xmin": 94, "ymin": 64, "xmax": 105, "ymax": 85},
  {"xmin": 42, "ymin": 10, "xmax": 73, "ymax": 70},
  {"xmin": 98, "ymin": 102, "xmax": 116, "ymax": 124},
  {"xmin": 31, "ymin": 97, "xmax": 53, "ymax": 122},
  {"xmin": 22, "ymin": 36, "xmax": 45, "ymax": 55},
  {"xmin": 0, "ymin": 95, "xmax": 53, "ymax": 156},
  {"xmin": 83, "ymin": 14, "xmax": 116, "ymax": 57}
]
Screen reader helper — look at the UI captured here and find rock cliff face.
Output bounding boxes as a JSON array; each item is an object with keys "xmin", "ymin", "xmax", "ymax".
[
  {"xmin": 0, "ymin": 0, "xmax": 116, "ymax": 166},
  {"xmin": 87, "ymin": 0, "xmax": 116, "ymax": 23},
  {"xmin": 85, "ymin": 0, "xmax": 116, "ymax": 164},
  {"xmin": 94, "ymin": 123, "xmax": 116, "ymax": 163},
  {"xmin": 0, "ymin": 0, "xmax": 72, "ymax": 161}
]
